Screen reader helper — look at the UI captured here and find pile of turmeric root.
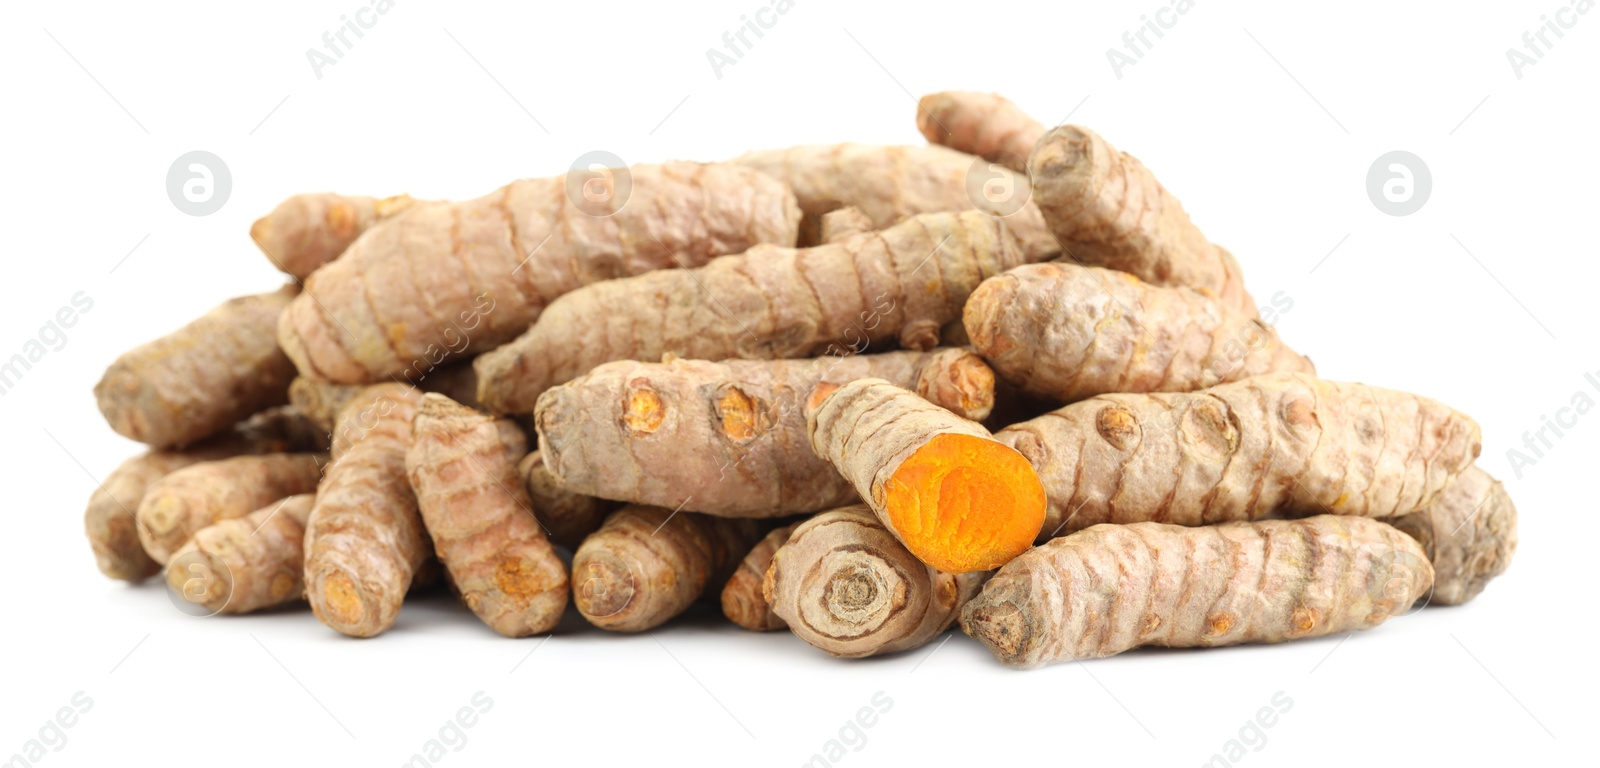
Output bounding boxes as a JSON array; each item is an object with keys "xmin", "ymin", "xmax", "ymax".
[{"xmin": 85, "ymin": 91, "xmax": 1515, "ymax": 669}]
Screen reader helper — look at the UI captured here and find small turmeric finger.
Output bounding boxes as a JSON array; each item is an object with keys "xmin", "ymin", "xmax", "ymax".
[
  {"xmin": 916, "ymin": 91, "xmax": 1045, "ymax": 175},
  {"xmin": 165, "ymin": 494, "xmax": 316, "ymax": 616},
  {"xmin": 721, "ymin": 522, "xmax": 800, "ymax": 631},
  {"xmin": 1381, "ymin": 466, "xmax": 1517, "ymax": 605},
  {"xmin": 518, "ymin": 450, "xmax": 608, "ymax": 550},
  {"xmin": 135, "ymin": 452, "xmax": 325, "ymax": 565},
  {"xmin": 251, "ymin": 193, "xmax": 417, "ymax": 278}
]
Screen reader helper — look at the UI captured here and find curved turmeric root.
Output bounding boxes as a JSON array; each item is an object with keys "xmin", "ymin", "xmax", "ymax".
[
  {"xmin": 572, "ymin": 506, "xmax": 760, "ymax": 632},
  {"xmin": 1381, "ymin": 466, "xmax": 1517, "ymax": 605},
  {"xmin": 135, "ymin": 453, "xmax": 325, "ymax": 564},
  {"xmin": 806, "ymin": 379, "xmax": 1046, "ymax": 573},
  {"xmin": 165, "ymin": 494, "xmax": 315, "ymax": 615},
  {"xmin": 518, "ymin": 450, "xmax": 609, "ymax": 550},
  {"xmin": 961, "ymin": 516, "xmax": 1433, "ymax": 668},
  {"xmin": 304, "ymin": 384, "xmax": 429, "ymax": 637},
  {"xmin": 534, "ymin": 349, "xmax": 995, "ymax": 518},
  {"xmin": 95, "ymin": 287, "xmax": 298, "ymax": 448},
  {"xmin": 251, "ymin": 193, "xmax": 418, "ymax": 278},
  {"xmin": 764, "ymin": 506, "xmax": 988, "ymax": 657},
  {"xmin": 1029, "ymin": 125, "xmax": 1255, "ymax": 316},
  {"xmin": 721, "ymin": 522, "xmax": 800, "ymax": 631},
  {"xmin": 965, "ymin": 263, "xmax": 1312, "ymax": 401},
  {"xmin": 995, "ymin": 372, "xmax": 1482, "ymax": 538},
  {"xmin": 407, "ymin": 395, "xmax": 567, "ymax": 637},
  {"xmin": 916, "ymin": 91, "xmax": 1045, "ymax": 175}
]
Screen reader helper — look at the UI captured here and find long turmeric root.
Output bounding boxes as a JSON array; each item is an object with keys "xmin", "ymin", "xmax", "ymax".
[
  {"xmin": 95, "ymin": 287, "xmax": 299, "ymax": 447},
  {"xmin": 251, "ymin": 193, "xmax": 418, "ymax": 278},
  {"xmin": 961, "ymin": 516, "xmax": 1433, "ymax": 668},
  {"xmin": 476, "ymin": 210, "xmax": 1025, "ymax": 415},
  {"xmin": 278, "ymin": 163, "xmax": 800, "ymax": 383},
  {"xmin": 304, "ymin": 384, "xmax": 429, "ymax": 637},
  {"xmin": 764, "ymin": 506, "xmax": 988, "ymax": 657},
  {"xmin": 806, "ymin": 379, "xmax": 1047, "ymax": 573},
  {"xmin": 571, "ymin": 506, "xmax": 760, "ymax": 632},
  {"xmin": 165, "ymin": 494, "xmax": 315, "ymax": 615},
  {"xmin": 407, "ymin": 395, "xmax": 567, "ymax": 637},
  {"xmin": 965, "ymin": 263, "xmax": 1313, "ymax": 401},
  {"xmin": 916, "ymin": 91, "xmax": 1045, "ymax": 175},
  {"xmin": 135, "ymin": 453, "xmax": 325, "ymax": 564},
  {"xmin": 533, "ymin": 349, "xmax": 995, "ymax": 517},
  {"xmin": 517, "ymin": 450, "xmax": 608, "ymax": 550},
  {"xmin": 1028, "ymin": 126, "xmax": 1255, "ymax": 315},
  {"xmin": 1381, "ymin": 466, "xmax": 1517, "ymax": 605},
  {"xmin": 994, "ymin": 372, "xmax": 1482, "ymax": 538},
  {"xmin": 721, "ymin": 523, "xmax": 800, "ymax": 631}
]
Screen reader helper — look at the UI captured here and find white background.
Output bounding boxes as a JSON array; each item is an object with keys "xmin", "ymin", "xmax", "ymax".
[{"xmin": 1, "ymin": 1, "xmax": 1593, "ymax": 765}]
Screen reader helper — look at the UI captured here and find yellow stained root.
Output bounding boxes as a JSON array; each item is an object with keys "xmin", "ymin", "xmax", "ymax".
[
  {"xmin": 135, "ymin": 452, "xmax": 325, "ymax": 565},
  {"xmin": 251, "ymin": 193, "xmax": 417, "ymax": 278}
]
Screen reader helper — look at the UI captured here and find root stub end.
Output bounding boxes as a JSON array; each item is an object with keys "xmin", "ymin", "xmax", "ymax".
[
  {"xmin": 314, "ymin": 569, "xmax": 377, "ymax": 637},
  {"xmin": 960, "ymin": 588, "xmax": 1038, "ymax": 669},
  {"xmin": 572, "ymin": 553, "xmax": 638, "ymax": 626},
  {"xmin": 883, "ymin": 434, "xmax": 1047, "ymax": 573}
]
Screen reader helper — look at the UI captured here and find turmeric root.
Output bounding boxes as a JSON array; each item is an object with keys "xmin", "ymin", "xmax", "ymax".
[
  {"xmin": 236, "ymin": 404, "xmax": 331, "ymax": 453},
  {"xmin": 518, "ymin": 450, "xmax": 608, "ymax": 549},
  {"xmin": 1381, "ymin": 466, "xmax": 1517, "ymax": 605},
  {"xmin": 994, "ymin": 372, "xmax": 1482, "ymax": 538},
  {"xmin": 135, "ymin": 452, "xmax": 325, "ymax": 564},
  {"xmin": 288, "ymin": 377, "xmax": 365, "ymax": 432},
  {"xmin": 304, "ymin": 384, "xmax": 429, "ymax": 637},
  {"xmin": 277, "ymin": 163, "xmax": 801, "ymax": 383},
  {"xmin": 95, "ymin": 287, "xmax": 299, "ymax": 447},
  {"xmin": 961, "ymin": 516, "xmax": 1433, "ymax": 668},
  {"xmin": 818, "ymin": 206, "xmax": 875, "ymax": 243},
  {"xmin": 964, "ymin": 263, "xmax": 1313, "ymax": 401},
  {"xmin": 476, "ymin": 210, "xmax": 1025, "ymax": 415},
  {"xmin": 1028, "ymin": 126, "xmax": 1256, "ymax": 315},
  {"xmin": 534, "ymin": 349, "xmax": 996, "ymax": 517},
  {"xmin": 572, "ymin": 506, "xmax": 760, "ymax": 632},
  {"xmin": 721, "ymin": 523, "xmax": 800, "ymax": 631},
  {"xmin": 165, "ymin": 494, "xmax": 315, "ymax": 615},
  {"xmin": 763, "ymin": 506, "xmax": 988, "ymax": 657},
  {"xmin": 806, "ymin": 379, "xmax": 1047, "ymax": 573},
  {"xmin": 733, "ymin": 143, "xmax": 1056, "ymax": 259},
  {"xmin": 407, "ymin": 394, "xmax": 567, "ymax": 637},
  {"xmin": 251, "ymin": 193, "xmax": 418, "ymax": 278},
  {"xmin": 916, "ymin": 91, "xmax": 1045, "ymax": 175}
]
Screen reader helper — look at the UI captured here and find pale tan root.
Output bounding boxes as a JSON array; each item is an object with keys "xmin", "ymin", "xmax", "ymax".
[
  {"xmin": 166, "ymin": 494, "xmax": 316, "ymax": 615},
  {"xmin": 572, "ymin": 506, "xmax": 760, "ymax": 632},
  {"xmin": 995, "ymin": 372, "xmax": 1483, "ymax": 538},
  {"xmin": 534, "ymin": 349, "xmax": 995, "ymax": 517},
  {"xmin": 95, "ymin": 287, "xmax": 299, "ymax": 447},
  {"xmin": 722, "ymin": 523, "xmax": 800, "ymax": 631},
  {"xmin": 807, "ymin": 379, "xmax": 1047, "ymax": 572},
  {"xmin": 965, "ymin": 263, "xmax": 1313, "ymax": 401},
  {"xmin": 1028, "ymin": 125, "xmax": 1256, "ymax": 315},
  {"xmin": 763, "ymin": 506, "xmax": 988, "ymax": 657},
  {"xmin": 278, "ymin": 163, "xmax": 800, "ymax": 384},
  {"xmin": 135, "ymin": 452, "xmax": 325, "ymax": 564},
  {"xmin": 304, "ymin": 384, "xmax": 429, "ymax": 637},
  {"xmin": 251, "ymin": 193, "xmax": 417, "ymax": 278},
  {"xmin": 478, "ymin": 210, "xmax": 1024, "ymax": 415},
  {"xmin": 916, "ymin": 91, "xmax": 1046, "ymax": 174},
  {"xmin": 407, "ymin": 394, "xmax": 566, "ymax": 637},
  {"xmin": 1381, "ymin": 466, "xmax": 1517, "ymax": 605},
  {"xmin": 961, "ymin": 516, "xmax": 1432, "ymax": 668},
  {"xmin": 517, "ymin": 450, "xmax": 608, "ymax": 550},
  {"xmin": 818, "ymin": 206, "xmax": 875, "ymax": 243},
  {"xmin": 290, "ymin": 361, "xmax": 479, "ymax": 432}
]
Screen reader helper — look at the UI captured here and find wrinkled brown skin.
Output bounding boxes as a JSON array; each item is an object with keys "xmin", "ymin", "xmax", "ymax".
[
  {"xmin": 995, "ymin": 372, "xmax": 1483, "ymax": 539},
  {"xmin": 1028, "ymin": 125, "xmax": 1256, "ymax": 316},
  {"xmin": 407, "ymin": 395, "xmax": 567, "ymax": 637},
  {"xmin": 290, "ymin": 361, "xmax": 479, "ymax": 432},
  {"xmin": 722, "ymin": 523, "xmax": 800, "ymax": 631},
  {"xmin": 572, "ymin": 506, "xmax": 761, "ymax": 632},
  {"xmin": 304, "ymin": 384, "xmax": 429, "ymax": 638},
  {"xmin": 534, "ymin": 349, "xmax": 995, "ymax": 518},
  {"xmin": 1381, "ymin": 466, "xmax": 1517, "ymax": 605},
  {"xmin": 962, "ymin": 516, "xmax": 1433, "ymax": 669},
  {"xmin": 764, "ymin": 506, "xmax": 988, "ymax": 657},
  {"xmin": 476, "ymin": 210, "xmax": 1026, "ymax": 415},
  {"xmin": 518, "ymin": 450, "xmax": 609, "ymax": 550},
  {"xmin": 965, "ymin": 263, "xmax": 1313, "ymax": 402},
  {"xmin": 165, "ymin": 494, "xmax": 316, "ymax": 615},
  {"xmin": 916, "ymin": 91, "xmax": 1045, "ymax": 175},
  {"xmin": 251, "ymin": 193, "xmax": 418, "ymax": 278},
  {"xmin": 278, "ymin": 163, "xmax": 801, "ymax": 384},
  {"xmin": 135, "ymin": 453, "xmax": 326, "ymax": 565},
  {"xmin": 734, "ymin": 143, "xmax": 1057, "ymax": 260},
  {"xmin": 95, "ymin": 287, "xmax": 299, "ymax": 448}
]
